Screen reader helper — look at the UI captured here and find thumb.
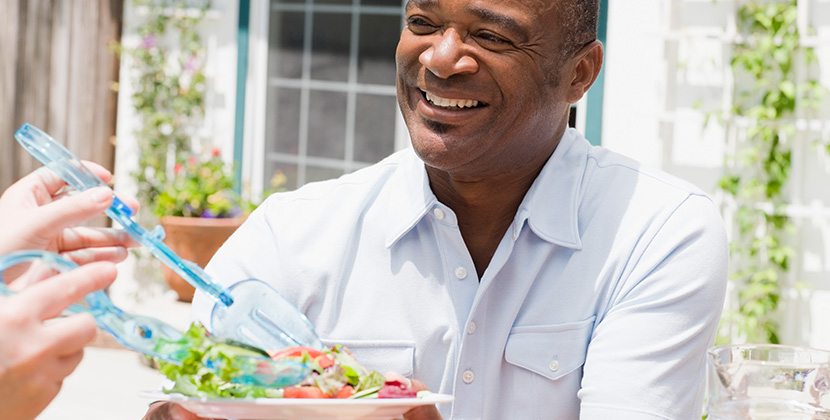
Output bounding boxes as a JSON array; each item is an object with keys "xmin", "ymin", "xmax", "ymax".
[{"xmin": 34, "ymin": 187, "xmax": 113, "ymax": 234}]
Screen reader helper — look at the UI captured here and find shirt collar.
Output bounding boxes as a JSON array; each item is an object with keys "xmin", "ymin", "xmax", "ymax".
[
  {"xmin": 384, "ymin": 148, "xmax": 437, "ymax": 248},
  {"xmin": 384, "ymin": 128, "xmax": 587, "ymax": 250},
  {"xmin": 519, "ymin": 128, "xmax": 585, "ymax": 250}
]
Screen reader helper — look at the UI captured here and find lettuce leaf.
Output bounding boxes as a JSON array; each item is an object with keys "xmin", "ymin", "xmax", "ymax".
[{"xmin": 155, "ymin": 323, "xmax": 283, "ymax": 398}]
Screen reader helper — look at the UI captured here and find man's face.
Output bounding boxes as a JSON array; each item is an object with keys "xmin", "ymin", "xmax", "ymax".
[{"xmin": 396, "ymin": 0, "xmax": 575, "ymax": 179}]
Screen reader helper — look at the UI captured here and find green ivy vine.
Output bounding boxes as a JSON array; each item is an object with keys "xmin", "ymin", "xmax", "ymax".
[
  {"xmin": 119, "ymin": 0, "xmax": 211, "ymax": 213},
  {"xmin": 718, "ymin": 0, "xmax": 825, "ymax": 344}
]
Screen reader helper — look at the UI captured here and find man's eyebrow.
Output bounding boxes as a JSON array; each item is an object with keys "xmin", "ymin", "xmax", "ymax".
[
  {"xmin": 405, "ymin": 1, "xmax": 530, "ymax": 43},
  {"xmin": 468, "ymin": 6, "xmax": 529, "ymax": 43},
  {"xmin": 406, "ymin": 0, "xmax": 438, "ymax": 11}
]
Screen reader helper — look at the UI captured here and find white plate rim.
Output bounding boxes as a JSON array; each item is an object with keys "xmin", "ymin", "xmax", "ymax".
[{"xmin": 140, "ymin": 390, "xmax": 454, "ymax": 407}]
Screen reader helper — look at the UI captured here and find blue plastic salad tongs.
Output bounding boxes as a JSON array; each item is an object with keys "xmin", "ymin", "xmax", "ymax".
[
  {"xmin": 13, "ymin": 123, "xmax": 323, "ymax": 355},
  {"xmin": 0, "ymin": 250, "xmax": 311, "ymax": 388}
]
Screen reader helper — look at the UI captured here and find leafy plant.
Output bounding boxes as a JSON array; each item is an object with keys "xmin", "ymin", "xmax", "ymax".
[
  {"xmin": 153, "ymin": 149, "xmax": 287, "ymax": 218},
  {"xmin": 717, "ymin": 0, "xmax": 826, "ymax": 344},
  {"xmin": 118, "ymin": 0, "xmax": 211, "ymax": 213},
  {"xmin": 154, "ymin": 150, "xmax": 240, "ymax": 218}
]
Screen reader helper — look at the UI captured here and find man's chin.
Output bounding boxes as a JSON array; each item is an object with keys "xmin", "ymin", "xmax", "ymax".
[{"xmin": 421, "ymin": 118, "xmax": 455, "ymax": 135}]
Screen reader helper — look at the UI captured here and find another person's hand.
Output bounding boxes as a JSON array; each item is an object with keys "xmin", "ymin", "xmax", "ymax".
[
  {"xmin": 0, "ymin": 163, "xmax": 138, "ymax": 265},
  {"xmin": 0, "ymin": 261, "xmax": 117, "ymax": 420}
]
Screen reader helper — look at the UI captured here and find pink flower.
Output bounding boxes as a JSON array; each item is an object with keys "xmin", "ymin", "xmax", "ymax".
[
  {"xmin": 185, "ymin": 55, "xmax": 198, "ymax": 72},
  {"xmin": 188, "ymin": 156, "xmax": 198, "ymax": 166},
  {"xmin": 174, "ymin": 163, "xmax": 184, "ymax": 175},
  {"xmin": 141, "ymin": 35, "xmax": 156, "ymax": 49},
  {"xmin": 211, "ymin": 147, "xmax": 221, "ymax": 157}
]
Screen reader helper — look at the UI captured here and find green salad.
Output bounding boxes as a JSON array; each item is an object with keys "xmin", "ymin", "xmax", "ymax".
[{"xmin": 154, "ymin": 324, "xmax": 418, "ymax": 400}]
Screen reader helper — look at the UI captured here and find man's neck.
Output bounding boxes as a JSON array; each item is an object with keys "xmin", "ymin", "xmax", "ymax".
[{"xmin": 426, "ymin": 155, "xmax": 551, "ymax": 278}]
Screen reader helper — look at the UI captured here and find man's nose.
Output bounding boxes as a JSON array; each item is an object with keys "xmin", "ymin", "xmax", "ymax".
[{"xmin": 419, "ymin": 28, "xmax": 478, "ymax": 79}]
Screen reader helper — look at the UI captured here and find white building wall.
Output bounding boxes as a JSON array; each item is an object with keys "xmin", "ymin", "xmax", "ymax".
[
  {"xmin": 603, "ymin": 0, "xmax": 830, "ymax": 347},
  {"xmin": 111, "ymin": 0, "xmax": 830, "ymax": 346},
  {"xmin": 112, "ymin": 0, "xmax": 240, "ymax": 308}
]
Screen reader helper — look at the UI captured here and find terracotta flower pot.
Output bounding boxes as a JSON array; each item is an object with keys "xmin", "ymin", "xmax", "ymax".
[{"xmin": 159, "ymin": 216, "xmax": 245, "ymax": 302}]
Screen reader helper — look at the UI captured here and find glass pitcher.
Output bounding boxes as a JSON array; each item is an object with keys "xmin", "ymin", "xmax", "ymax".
[{"xmin": 707, "ymin": 344, "xmax": 830, "ymax": 419}]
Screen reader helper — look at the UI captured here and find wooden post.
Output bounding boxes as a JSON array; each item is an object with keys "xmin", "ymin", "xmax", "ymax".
[{"xmin": 0, "ymin": 0, "xmax": 124, "ymax": 213}]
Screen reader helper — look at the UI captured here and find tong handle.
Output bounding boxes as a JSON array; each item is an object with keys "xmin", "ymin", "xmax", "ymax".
[
  {"xmin": 0, "ymin": 250, "xmax": 190, "ymax": 364},
  {"xmin": 0, "ymin": 250, "xmax": 95, "ymax": 314},
  {"xmin": 104, "ymin": 204, "xmax": 234, "ymax": 307},
  {"xmin": 14, "ymin": 123, "xmax": 234, "ymax": 307}
]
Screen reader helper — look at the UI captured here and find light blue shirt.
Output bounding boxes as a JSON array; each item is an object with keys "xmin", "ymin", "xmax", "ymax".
[{"xmin": 193, "ymin": 128, "xmax": 728, "ymax": 419}]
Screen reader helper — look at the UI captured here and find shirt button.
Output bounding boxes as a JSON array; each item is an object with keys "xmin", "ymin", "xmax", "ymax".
[
  {"xmin": 454, "ymin": 266, "xmax": 467, "ymax": 279},
  {"xmin": 549, "ymin": 359, "xmax": 560, "ymax": 372},
  {"xmin": 433, "ymin": 208, "xmax": 445, "ymax": 220},
  {"xmin": 462, "ymin": 370, "xmax": 475, "ymax": 384},
  {"xmin": 467, "ymin": 322, "xmax": 476, "ymax": 335}
]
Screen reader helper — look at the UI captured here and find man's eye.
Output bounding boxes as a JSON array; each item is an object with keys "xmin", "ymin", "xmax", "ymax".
[
  {"xmin": 406, "ymin": 16, "xmax": 437, "ymax": 34},
  {"xmin": 476, "ymin": 32, "xmax": 510, "ymax": 46}
]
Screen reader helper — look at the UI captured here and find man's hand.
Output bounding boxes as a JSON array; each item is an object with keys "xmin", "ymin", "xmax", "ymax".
[
  {"xmin": 0, "ymin": 262, "xmax": 117, "ymax": 420},
  {"xmin": 385, "ymin": 371, "xmax": 444, "ymax": 420},
  {"xmin": 0, "ymin": 163, "xmax": 138, "ymax": 266},
  {"xmin": 142, "ymin": 402, "xmax": 213, "ymax": 420}
]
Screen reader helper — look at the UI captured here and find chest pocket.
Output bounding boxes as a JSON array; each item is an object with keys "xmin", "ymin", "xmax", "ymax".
[
  {"xmin": 504, "ymin": 316, "xmax": 596, "ymax": 380},
  {"xmin": 321, "ymin": 339, "xmax": 415, "ymax": 377}
]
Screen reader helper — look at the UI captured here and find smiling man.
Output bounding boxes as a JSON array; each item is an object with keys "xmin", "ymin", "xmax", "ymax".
[
  {"xmin": 395, "ymin": 0, "xmax": 603, "ymax": 278},
  {"xmin": 144, "ymin": 0, "xmax": 727, "ymax": 419}
]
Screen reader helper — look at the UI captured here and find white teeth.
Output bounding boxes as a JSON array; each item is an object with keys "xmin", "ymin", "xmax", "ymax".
[{"xmin": 425, "ymin": 91, "xmax": 479, "ymax": 109}]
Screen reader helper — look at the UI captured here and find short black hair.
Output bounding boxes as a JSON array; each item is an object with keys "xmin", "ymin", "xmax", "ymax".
[{"xmin": 560, "ymin": 0, "xmax": 600, "ymax": 56}]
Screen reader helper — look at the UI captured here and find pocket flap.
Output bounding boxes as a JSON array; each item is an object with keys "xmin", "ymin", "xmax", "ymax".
[
  {"xmin": 321, "ymin": 339, "xmax": 415, "ymax": 377},
  {"xmin": 504, "ymin": 316, "xmax": 596, "ymax": 381}
]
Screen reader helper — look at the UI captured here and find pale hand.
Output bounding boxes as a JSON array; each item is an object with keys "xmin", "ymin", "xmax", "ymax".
[
  {"xmin": 0, "ymin": 262, "xmax": 117, "ymax": 420},
  {"xmin": 0, "ymin": 163, "xmax": 138, "ymax": 266}
]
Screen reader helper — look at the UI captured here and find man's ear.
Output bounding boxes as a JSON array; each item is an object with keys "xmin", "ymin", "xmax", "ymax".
[{"xmin": 566, "ymin": 40, "xmax": 604, "ymax": 104}]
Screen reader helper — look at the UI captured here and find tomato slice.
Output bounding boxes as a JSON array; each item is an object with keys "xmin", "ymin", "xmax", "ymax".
[
  {"xmin": 270, "ymin": 346, "xmax": 325, "ymax": 360},
  {"xmin": 283, "ymin": 386, "xmax": 329, "ymax": 399},
  {"xmin": 336, "ymin": 385, "xmax": 355, "ymax": 399},
  {"xmin": 314, "ymin": 354, "xmax": 335, "ymax": 369}
]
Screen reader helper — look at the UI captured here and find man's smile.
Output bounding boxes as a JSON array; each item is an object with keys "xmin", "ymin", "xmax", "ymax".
[
  {"xmin": 422, "ymin": 90, "xmax": 485, "ymax": 109},
  {"xmin": 414, "ymin": 87, "xmax": 490, "ymax": 126}
]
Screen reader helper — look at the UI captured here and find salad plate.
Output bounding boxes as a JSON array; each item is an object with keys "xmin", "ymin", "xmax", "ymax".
[{"xmin": 140, "ymin": 391, "xmax": 454, "ymax": 420}]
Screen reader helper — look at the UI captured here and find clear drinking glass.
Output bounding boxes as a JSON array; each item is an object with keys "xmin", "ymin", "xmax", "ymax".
[{"xmin": 707, "ymin": 344, "xmax": 830, "ymax": 419}]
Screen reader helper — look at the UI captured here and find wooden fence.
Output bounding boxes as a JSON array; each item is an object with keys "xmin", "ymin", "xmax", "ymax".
[{"xmin": 0, "ymin": 0, "xmax": 123, "ymax": 193}]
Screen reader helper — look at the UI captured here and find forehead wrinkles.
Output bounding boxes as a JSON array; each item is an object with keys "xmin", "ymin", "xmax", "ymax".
[{"xmin": 406, "ymin": 0, "xmax": 557, "ymax": 14}]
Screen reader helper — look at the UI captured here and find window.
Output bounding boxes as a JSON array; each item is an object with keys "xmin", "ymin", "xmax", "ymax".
[
  {"xmin": 244, "ymin": 0, "xmax": 407, "ymax": 192},
  {"xmin": 240, "ymin": 0, "xmax": 605, "ymax": 192}
]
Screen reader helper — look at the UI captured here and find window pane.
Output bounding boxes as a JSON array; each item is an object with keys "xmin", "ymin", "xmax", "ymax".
[
  {"xmin": 269, "ymin": 11, "xmax": 304, "ymax": 79},
  {"xmin": 265, "ymin": 161, "xmax": 299, "ymax": 191},
  {"xmin": 306, "ymin": 166, "xmax": 345, "ymax": 183},
  {"xmin": 354, "ymin": 94, "xmax": 397, "ymax": 162},
  {"xmin": 311, "ymin": 13, "xmax": 351, "ymax": 82},
  {"xmin": 273, "ymin": 0, "xmax": 304, "ymax": 4},
  {"xmin": 308, "ymin": 91, "xmax": 347, "ymax": 159},
  {"xmin": 266, "ymin": 87, "xmax": 302, "ymax": 155},
  {"xmin": 358, "ymin": 14, "xmax": 400, "ymax": 85}
]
